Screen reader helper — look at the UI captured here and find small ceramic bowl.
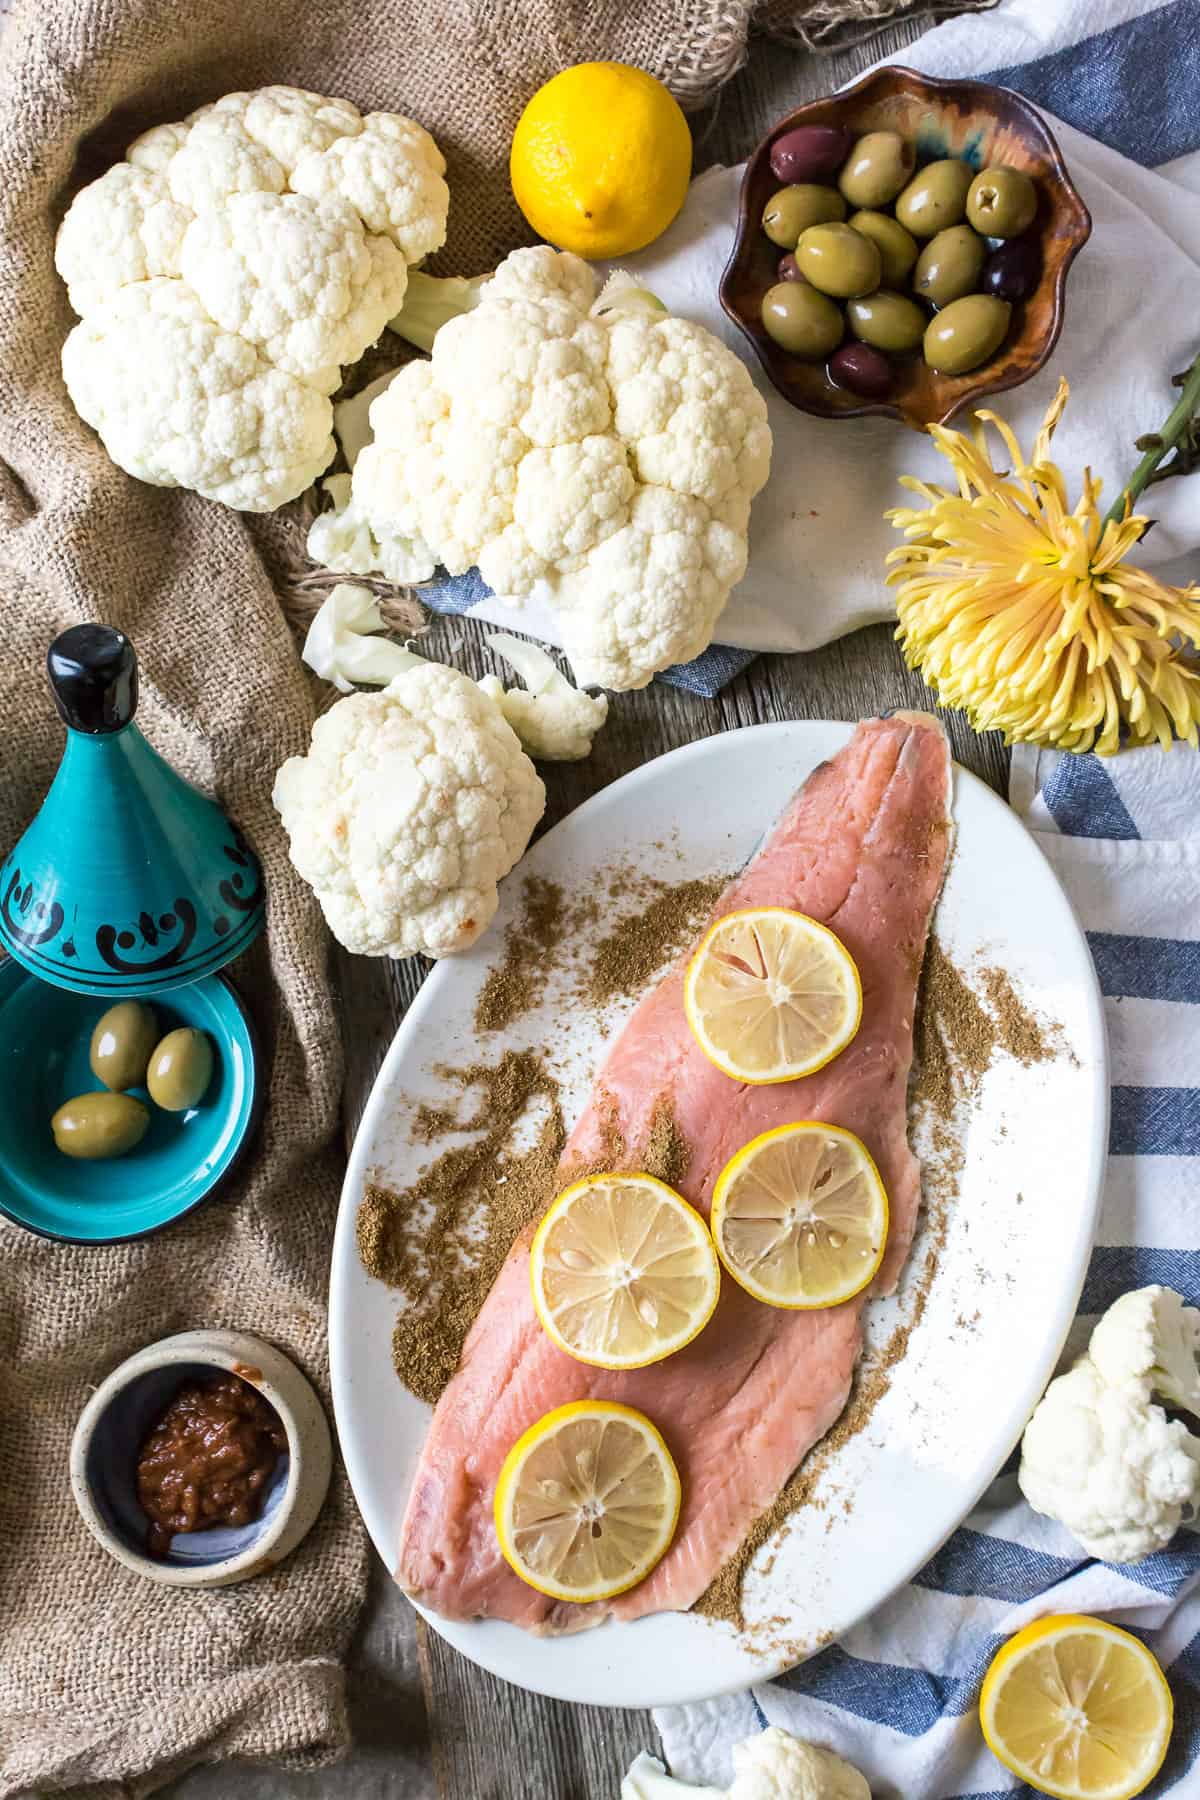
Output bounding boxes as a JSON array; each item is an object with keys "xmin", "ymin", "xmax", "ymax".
[
  {"xmin": 0, "ymin": 964, "xmax": 261, "ymax": 1242},
  {"xmin": 70, "ymin": 1329, "xmax": 332, "ymax": 1588},
  {"xmin": 720, "ymin": 65, "xmax": 1092, "ymax": 428}
]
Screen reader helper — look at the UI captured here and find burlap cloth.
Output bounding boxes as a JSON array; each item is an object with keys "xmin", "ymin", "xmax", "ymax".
[{"xmin": 0, "ymin": 0, "xmax": 987, "ymax": 1793}]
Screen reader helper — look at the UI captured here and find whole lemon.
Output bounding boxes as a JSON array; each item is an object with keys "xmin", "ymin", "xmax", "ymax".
[{"xmin": 510, "ymin": 62, "xmax": 692, "ymax": 259}]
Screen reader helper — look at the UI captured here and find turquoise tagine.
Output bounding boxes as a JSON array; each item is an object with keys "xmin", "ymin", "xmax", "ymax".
[{"xmin": 0, "ymin": 625, "xmax": 265, "ymax": 996}]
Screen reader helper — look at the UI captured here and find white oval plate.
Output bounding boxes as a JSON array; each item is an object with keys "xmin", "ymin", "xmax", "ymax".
[{"xmin": 329, "ymin": 721, "xmax": 1107, "ymax": 1708}]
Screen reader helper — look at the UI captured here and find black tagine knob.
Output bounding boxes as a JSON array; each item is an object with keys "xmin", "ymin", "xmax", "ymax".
[{"xmin": 47, "ymin": 624, "xmax": 139, "ymax": 733}]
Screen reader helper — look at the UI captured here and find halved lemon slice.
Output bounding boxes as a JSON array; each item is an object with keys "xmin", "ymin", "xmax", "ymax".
[
  {"xmin": 683, "ymin": 908, "xmax": 862, "ymax": 1084},
  {"xmin": 980, "ymin": 1615, "xmax": 1173, "ymax": 1800},
  {"xmin": 710, "ymin": 1122, "xmax": 887, "ymax": 1308},
  {"xmin": 494, "ymin": 1400, "xmax": 681, "ymax": 1604},
  {"xmin": 530, "ymin": 1173, "xmax": 720, "ymax": 1370}
]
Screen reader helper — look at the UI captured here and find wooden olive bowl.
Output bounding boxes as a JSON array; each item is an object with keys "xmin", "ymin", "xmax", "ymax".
[{"xmin": 720, "ymin": 66, "xmax": 1092, "ymax": 429}]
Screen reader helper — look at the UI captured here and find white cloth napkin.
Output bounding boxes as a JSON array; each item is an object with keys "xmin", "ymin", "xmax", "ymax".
[{"xmin": 457, "ymin": 0, "xmax": 1200, "ymax": 667}]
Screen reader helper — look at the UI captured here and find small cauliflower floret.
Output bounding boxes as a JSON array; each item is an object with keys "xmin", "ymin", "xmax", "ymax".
[
  {"xmin": 354, "ymin": 365, "xmax": 527, "ymax": 579},
  {"xmin": 1089, "ymin": 1284, "xmax": 1200, "ymax": 1413},
  {"xmin": 56, "ymin": 84, "xmax": 448, "ymax": 512},
  {"xmin": 307, "ymin": 475, "xmax": 437, "ymax": 586},
  {"xmin": 180, "ymin": 193, "xmax": 408, "ymax": 393},
  {"xmin": 1018, "ymin": 1356, "xmax": 1200, "ymax": 1564},
  {"xmin": 606, "ymin": 312, "xmax": 773, "ymax": 509},
  {"xmin": 54, "ymin": 164, "xmax": 191, "ymax": 314},
  {"xmin": 502, "ymin": 435, "xmax": 635, "ymax": 571},
  {"xmin": 62, "ymin": 279, "xmax": 334, "ymax": 511},
  {"xmin": 273, "ymin": 662, "xmax": 545, "ymax": 959},
  {"xmin": 478, "ymin": 634, "xmax": 608, "ymax": 761},
  {"xmin": 162, "ymin": 113, "xmax": 287, "ymax": 212},
  {"xmin": 224, "ymin": 85, "xmax": 365, "ymax": 172},
  {"xmin": 345, "ymin": 246, "xmax": 772, "ymax": 690},
  {"xmin": 558, "ymin": 485, "xmax": 743, "ymax": 689},
  {"xmin": 621, "ymin": 1728, "xmax": 869, "ymax": 1800},
  {"xmin": 127, "ymin": 118, "xmax": 194, "ymax": 173},
  {"xmin": 728, "ymin": 1730, "xmax": 869, "ymax": 1800},
  {"xmin": 291, "ymin": 113, "xmax": 449, "ymax": 264}
]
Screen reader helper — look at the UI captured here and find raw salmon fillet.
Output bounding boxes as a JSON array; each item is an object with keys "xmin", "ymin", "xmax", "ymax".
[{"xmin": 397, "ymin": 714, "xmax": 953, "ymax": 1631}]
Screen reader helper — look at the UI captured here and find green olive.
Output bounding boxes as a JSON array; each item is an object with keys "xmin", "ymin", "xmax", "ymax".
[
  {"xmin": 89, "ymin": 999, "xmax": 158, "ymax": 1092},
  {"xmin": 52, "ymin": 1091, "xmax": 150, "ymax": 1160},
  {"xmin": 796, "ymin": 223, "xmax": 881, "ymax": 299},
  {"xmin": 760, "ymin": 280, "xmax": 844, "ymax": 357},
  {"xmin": 923, "ymin": 293, "xmax": 1012, "ymax": 374},
  {"xmin": 846, "ymin": 290, "xmax": 926, "ymax": 354},
  {"xmin": 847, "ymin": 210, "xmax": 918, "ymax": 287},
  {"xmin": 761, "ymin": 183, "xmax": 845, "ymax": 247},
  {"xmin": 837, "ymin": 131, "xmax": 915, "ymax": 209},
  {"xmin": 147, "ymin": 1028, "xmax": 215, "ymax": 1113},
  {"xmin": 966, "ymin": 165, "xmax": 1038, "ymax": 238},
  {"xmin": 913, "ymin": 224, "xmax": 986, "ymax": 307},
  {"xmin": 894, "ymin": 159, "xmax": 974, "ymax": 237}
]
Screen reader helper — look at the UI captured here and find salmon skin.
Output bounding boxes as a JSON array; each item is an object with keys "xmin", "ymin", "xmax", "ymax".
[{"xmin": 396, "ymin": 715, "xmax": 953, "ymax": 1632}]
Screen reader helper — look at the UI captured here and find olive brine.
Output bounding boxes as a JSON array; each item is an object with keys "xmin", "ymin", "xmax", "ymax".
[{"xmin": 760, "ymin": 124, "xmax": 1042, "ymax": 396}]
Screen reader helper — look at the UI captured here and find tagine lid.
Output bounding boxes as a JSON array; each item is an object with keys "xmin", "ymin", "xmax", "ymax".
[{"xmin": 0, "ymin": 625, "xmax": 265, "ymax": 997}]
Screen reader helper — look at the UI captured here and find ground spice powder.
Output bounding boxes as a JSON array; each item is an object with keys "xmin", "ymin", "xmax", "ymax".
[
  {"xmin": 474, "ymin": 877, "xmax": 568, "ymax": 1034},
  {"xmin": 981, "ymin": 963, "xmax": 1060, "ymax": 1065},
  {"xmin": 643, "ymin": 1095, "xmax": 692, "ymax": 1190},
  {"xmin": 583, "ymin": 876, "xmax": 725, "ymax": 1007},
  {"xmin": 357, "ymin": 1050, "xmax": 565, "ymax": 1405}
]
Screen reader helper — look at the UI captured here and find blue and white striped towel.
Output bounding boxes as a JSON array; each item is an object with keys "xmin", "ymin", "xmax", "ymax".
[
  {"xmin": 655, "ymin": 742, "xmax": 1200, "ymax": 1795},
  {"xmin": 414, "ymin": 0, "xmax": 1200, "ymax": 698}
]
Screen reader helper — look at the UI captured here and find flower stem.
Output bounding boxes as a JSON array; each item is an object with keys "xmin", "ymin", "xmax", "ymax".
[{"xmin": 1105, "ymin": 345, "xmax": 1200, "ymax": 526}]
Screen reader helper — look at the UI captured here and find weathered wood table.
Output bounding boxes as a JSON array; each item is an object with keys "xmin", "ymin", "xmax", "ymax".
[{"xmin": 167, "ymin": 16, "xmax": 1009, "ymax": 1799}]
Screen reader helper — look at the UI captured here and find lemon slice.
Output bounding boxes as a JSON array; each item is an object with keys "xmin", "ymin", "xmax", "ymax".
[
  {"xmin": 530, "ymin": 1173, "xmax": 720, "ymax": 1370},
  {"xmin": 980, "ymin": 1615, "xmax": 1173, "ymax": 1800},
  {"xmin": 683, "ymin": 908, "xmax": 862, "ymax": 1084},
  {"xmin": 494, "ymin": 1400, "xmax": 681, "ymax": 1603},
  {"xmin": 710, "ymin": 1122, "xmax": 887, "ymax": 1308}
]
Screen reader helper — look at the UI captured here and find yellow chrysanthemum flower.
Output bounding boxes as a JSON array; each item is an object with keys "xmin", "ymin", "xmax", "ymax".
[{"xmin": 886, "ymin": 378, "xmax": 1200, "ymax": 755}]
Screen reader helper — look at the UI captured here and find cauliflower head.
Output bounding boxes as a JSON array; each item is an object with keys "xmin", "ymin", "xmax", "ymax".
[
  {"xmin": 272, "ymin": 661, "xmax": 544, "ymax": 959},
  {"xmin": 1018, "ymin": 1356, "xmax": 1200, "ymax": 1564},
  {"xmin": 349, "ymin": 247, "xmax": 772, "ymax": 689},
  {"xmin": 56, "ymin": 85, "xmax": 448, "ymax": 511}
]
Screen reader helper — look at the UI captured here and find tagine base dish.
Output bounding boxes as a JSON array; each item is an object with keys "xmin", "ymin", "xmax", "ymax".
[{"xmin": 0, "ymin": 964, "xmax": 261, "ymax": 1241}]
